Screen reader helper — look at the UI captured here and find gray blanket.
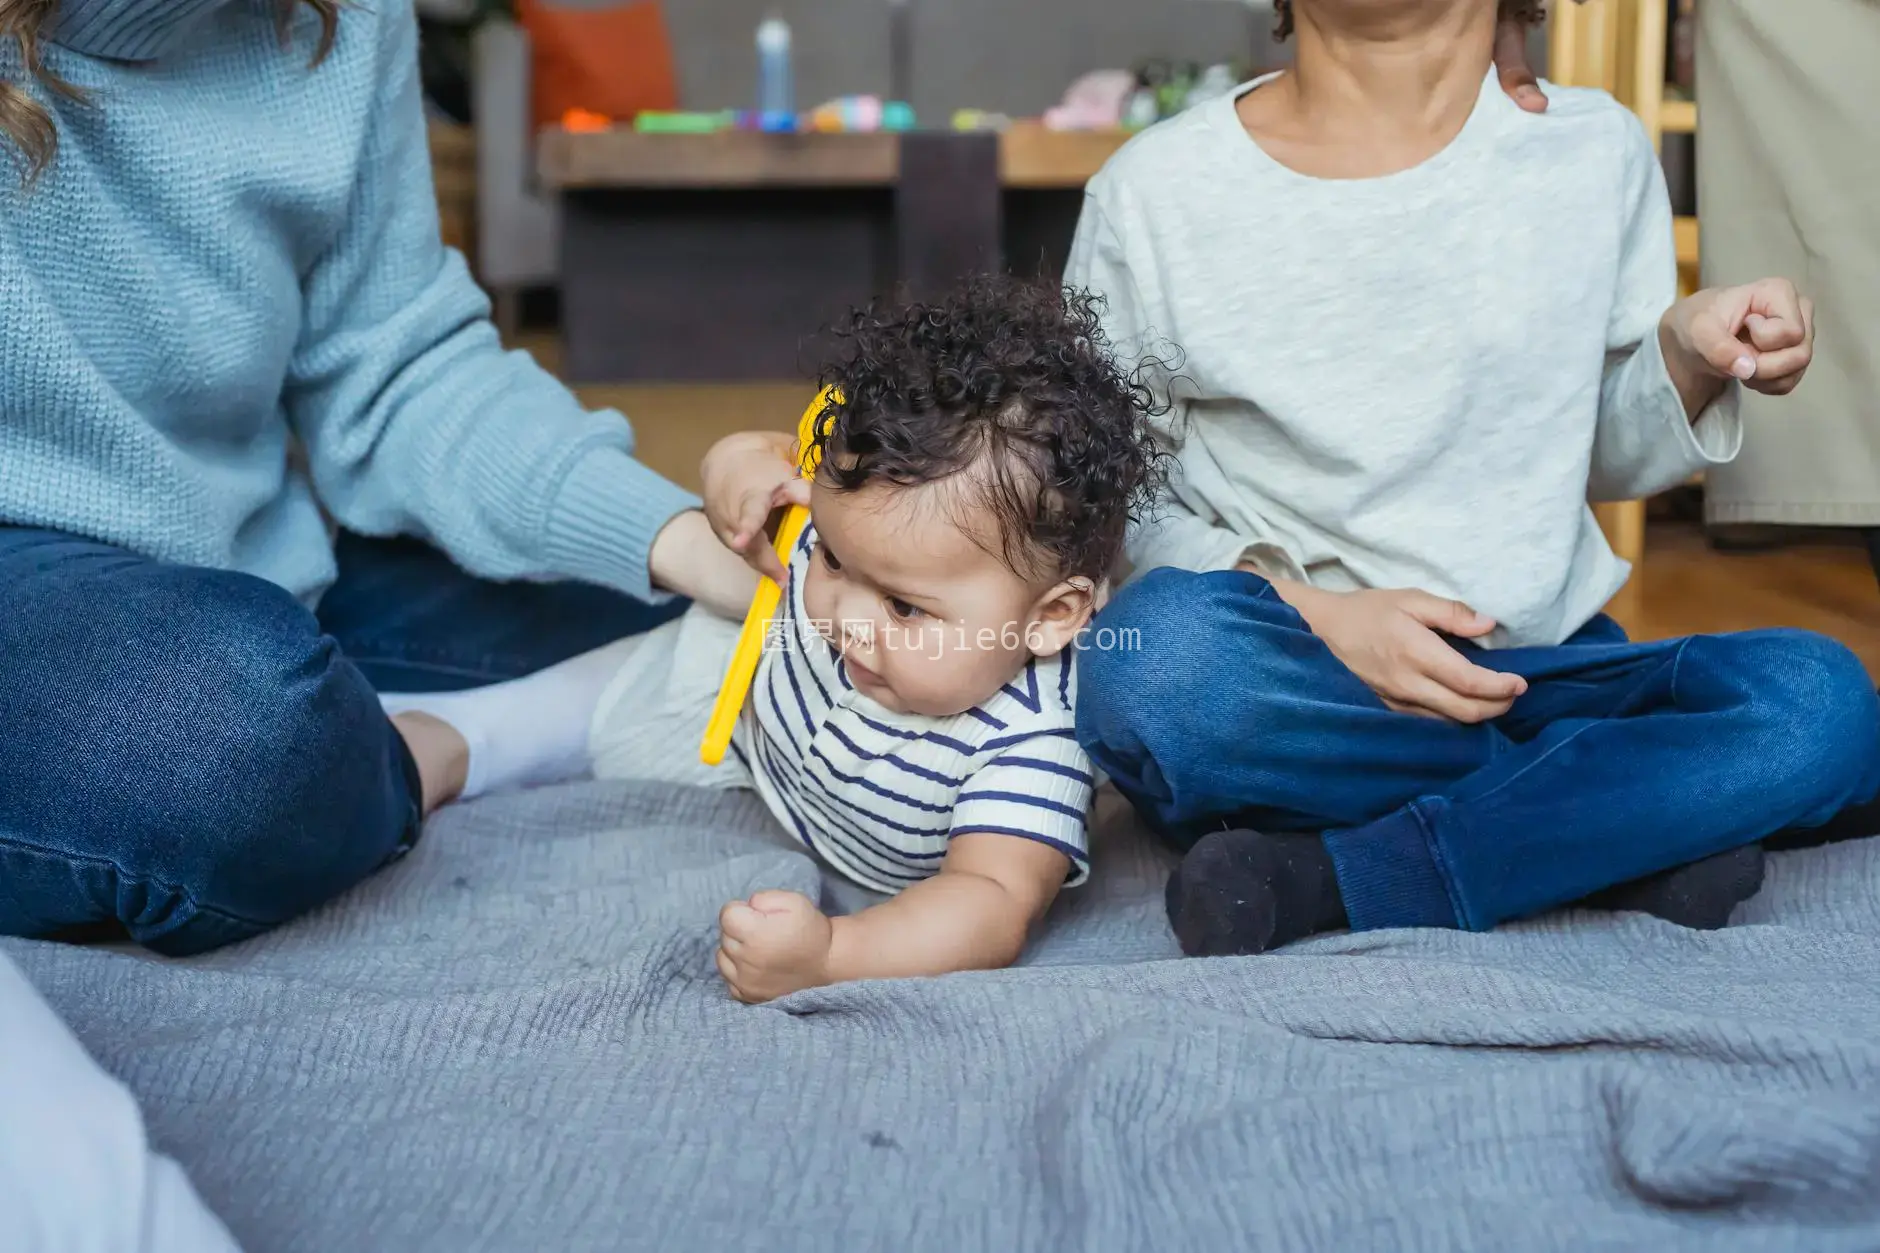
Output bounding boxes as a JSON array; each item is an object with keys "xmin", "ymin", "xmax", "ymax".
[{"xmin": 10, "ymin": 782, "xmax": 1880, "ymax": 1252}]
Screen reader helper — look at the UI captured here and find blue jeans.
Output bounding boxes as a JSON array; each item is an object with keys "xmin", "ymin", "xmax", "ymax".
[
  {"xmin": 1077, "ymin": 568, "xmax": 1880, "ymax": 933},
  {"xmin": 0, "ymin": 528, "xmax": 685, "ymax": 956}
]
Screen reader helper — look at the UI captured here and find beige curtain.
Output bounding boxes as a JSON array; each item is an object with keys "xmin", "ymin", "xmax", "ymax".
[{"xmin": 1698, "ymin": 0, "xmax": 1880, "ymax": 526}]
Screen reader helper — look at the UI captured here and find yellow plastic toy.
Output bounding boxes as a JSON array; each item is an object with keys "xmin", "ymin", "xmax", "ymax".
[{"xmin": 699, "ymin": 388, "xmax": 834, "ymax": 765}]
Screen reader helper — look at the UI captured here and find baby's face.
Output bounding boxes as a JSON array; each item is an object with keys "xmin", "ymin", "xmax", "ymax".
[{"xmin": 800, "ymin": 478, "xmax": 1089, "ymax": 717}]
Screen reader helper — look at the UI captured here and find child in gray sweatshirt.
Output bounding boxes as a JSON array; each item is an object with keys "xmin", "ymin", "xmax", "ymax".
[{"xmin": 1068, "ymin": 0, "xmax": 1873, "ymax": 954}]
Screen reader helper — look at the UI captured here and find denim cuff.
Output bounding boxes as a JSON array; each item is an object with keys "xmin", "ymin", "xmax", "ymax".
[
  {"xmin": 1323, "ymin": 802, "xmax": 1461, "ymax": 932},
  {"xmin": 387, "ymin": 724, "xmax": 428, "ymax": 865}
]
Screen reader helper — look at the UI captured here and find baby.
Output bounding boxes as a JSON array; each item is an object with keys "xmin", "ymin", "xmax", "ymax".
[{"xmin": 400, "ymin": 277, "xmax": 1162, "ymax": 1002}]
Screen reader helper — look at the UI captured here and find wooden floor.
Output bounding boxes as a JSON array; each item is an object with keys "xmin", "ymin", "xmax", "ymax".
[
  {"xmin": 1604, "ymin": 527, "xmax": 1880, "ymax": 672},
  {"xmin": 547, "ymin": 355, "xmax": 1880, "ymax": 676}
]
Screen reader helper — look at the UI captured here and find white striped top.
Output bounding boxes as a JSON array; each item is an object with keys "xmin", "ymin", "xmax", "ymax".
[{"xmin": 732, "ymin": 525, "xmax": 1094, "ymax": 894}]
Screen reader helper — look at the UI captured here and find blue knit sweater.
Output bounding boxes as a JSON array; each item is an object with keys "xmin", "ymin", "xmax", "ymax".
[{"xmin": 0, "ymin": 0, "xmax": 698, "ymax": 603}]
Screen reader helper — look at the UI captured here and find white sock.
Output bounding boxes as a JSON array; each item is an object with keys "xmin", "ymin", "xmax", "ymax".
[{"xmin": 379, "ymin": 636, "xmax": 642, "ymax": 800}]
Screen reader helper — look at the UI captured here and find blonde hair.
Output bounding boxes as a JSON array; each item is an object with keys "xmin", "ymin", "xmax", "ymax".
[{"xmin": 0, "ymin": 0, "xmax": 341, "ymax": 181}]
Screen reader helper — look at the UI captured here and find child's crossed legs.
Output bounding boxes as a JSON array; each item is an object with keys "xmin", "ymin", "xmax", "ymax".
[{"xmin": 1077, "ymin": 568, "xmax": 1880, "ymax": 951}]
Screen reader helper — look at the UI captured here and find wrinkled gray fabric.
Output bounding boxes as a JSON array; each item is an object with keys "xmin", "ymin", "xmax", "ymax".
[{"xmin": 9, "ymin": 782, "xmax": 1880, "ymax": 1252}]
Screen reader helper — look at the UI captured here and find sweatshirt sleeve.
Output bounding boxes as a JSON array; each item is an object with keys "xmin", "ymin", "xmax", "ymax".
[
  {"xmin": 1065, "ymin": 187, "xmax": 1299, "ymax": 583},
  {"xmin": 1587, "ymin": 111, "xmax": 1741, "ymax": 503},
  {"xmin": 282, "ymin": 1, "xmax": 698, "ymax": 601}
]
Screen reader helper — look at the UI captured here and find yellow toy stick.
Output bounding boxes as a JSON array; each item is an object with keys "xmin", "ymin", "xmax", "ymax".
[{"xmin": 699, "ymin": 388, "xmax": 833, "ymax": 765}]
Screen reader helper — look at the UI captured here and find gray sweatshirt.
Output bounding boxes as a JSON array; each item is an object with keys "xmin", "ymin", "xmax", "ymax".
[{"xmin": 1066, "ymin": 71, "xmax": 1740, "ymax": 648}]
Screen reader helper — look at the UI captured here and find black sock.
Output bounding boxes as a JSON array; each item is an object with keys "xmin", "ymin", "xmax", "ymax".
[
  {"xmin": 1165, "ymin": 829, "xmax": 1349, "ymax": 957},
  {"xmin": 1768, "ymin": 793, "xmax": 1880, "ymax": 852},
  {"xmin": 1579, "ymin": 844, "xmax": 1766, "ymax": 930}
]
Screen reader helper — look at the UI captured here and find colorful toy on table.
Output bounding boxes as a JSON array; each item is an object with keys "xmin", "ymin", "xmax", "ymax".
[
  {"xmin": 1186, "ymin": 64, "xmax": 1240, "ymax": 111},
  {"xmin": 560, "ymin": 108, "xmax": 613, "ymax": 133},
  {"xmin": 805, "ymin": 96, "xmax": 917, "ymax": 133},
  {"xmin": 1156, "ymin": 61, "xmax": 1200, "ymax": 120},
  {"xmin": 633, "ymin": 110, "xmax": 737, "ymax": 134},
  {"xmin": 1042, "ymin": 70, "xmax": 1135, "ymax": 131},
  {"xmin": 698, "ymin": 389, "xmax": 833, "ymax": 767},
  {"xmin": 1113, "ymin": 60, "xmax": 1242, "ymax": 131},
  {"xmin": 807, "ymin": 95, "xmax": 881, "ymax": 133},
  {"xmin": 950, "ymin": 109, "xmax": 1011, "ymax": 133},
  {"xmin": 729, "ymin": 109, "xmax": 801, "ymax": 133}
]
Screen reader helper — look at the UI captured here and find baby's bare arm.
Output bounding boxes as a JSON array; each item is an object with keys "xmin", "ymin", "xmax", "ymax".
[
  {"xmin": 715, "ymin": 836, "xmax": 1068, "ymax": 1002},
  {"xmin": 826, "ymin": 835, "xmax": 1068, "ymax": 983}
]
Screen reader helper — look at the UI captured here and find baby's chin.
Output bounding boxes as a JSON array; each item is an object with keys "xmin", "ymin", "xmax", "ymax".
[{"xmin": 862, "ymin": 674, "xmax": 1012, "ymax": 719}]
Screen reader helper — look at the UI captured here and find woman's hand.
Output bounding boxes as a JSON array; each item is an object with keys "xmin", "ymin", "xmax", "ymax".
[
  {"xmin": 647, "ymin": 508, "xmax": 761, "ymax": 619},
  {"xmin": 700, "ymin": 430, "xmax": 811, "ymax": 584},
  {"xmin": 1268, "ymin": 578, "xmax": 1528, "ymax": 724}
]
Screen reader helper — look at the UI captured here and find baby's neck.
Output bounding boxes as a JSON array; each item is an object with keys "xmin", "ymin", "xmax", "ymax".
[{"xmin": 1241, "ymin": 1, "xmax": 1497, "ymax": 180}]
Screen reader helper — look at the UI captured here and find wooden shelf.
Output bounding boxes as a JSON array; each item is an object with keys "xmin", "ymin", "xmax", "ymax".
[
  {"xmin": 1660, "ymin": 98, "xmax": 1698, "ymax": 134},
  {"xmin": 540, "ymin": 125, "xmax": 1133, "ymax": 193},
  {"xmin": 1674, "ymin": 215, "xmax": 1700, "ymax": 267},
  {"xmin": 538, "ymin": 130, "xmax": 900, "ymax": 190},
  {"xmin": 429, "ymin": 121, "xmax": 476, "ymax": 260},
  {"xmin": 999, "ymin": 123, "xmax": 1130, "ymax": 189}
]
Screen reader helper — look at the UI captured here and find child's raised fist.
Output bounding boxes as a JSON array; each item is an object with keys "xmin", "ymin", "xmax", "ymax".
[{"xmin": 1663, "ymin": 277, "xmax": 1816, "ymax": 398}]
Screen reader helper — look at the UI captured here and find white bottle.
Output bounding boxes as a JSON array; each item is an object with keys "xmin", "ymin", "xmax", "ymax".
[{"xmin": 757, "ymin": 16, "xmax": 795, "ymax": 118}]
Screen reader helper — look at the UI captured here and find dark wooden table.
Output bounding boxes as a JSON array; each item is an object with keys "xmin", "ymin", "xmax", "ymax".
[{"xmin": 537, "ymin": 126, "xmax": 1127, "ymax": 383}]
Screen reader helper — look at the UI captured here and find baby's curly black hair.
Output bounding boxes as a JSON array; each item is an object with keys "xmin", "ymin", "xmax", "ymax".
[
  {"xmin": 810, "ymin": 274, "xmax": 1167, "ymax": 586},
  {"xmin": 1272, "ymin": 0, "xmax": 1545, "ymax": 40}
]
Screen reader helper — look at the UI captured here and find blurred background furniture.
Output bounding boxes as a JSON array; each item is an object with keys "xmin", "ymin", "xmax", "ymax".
[
  {"xmin": 472, "ymin": 18, "xmax": 558, "ymax": 336},
  {"xmin": 537, "ymin": 127, "xmax": 1131, "ymax": 382},
  {"xmin": 1548, "ymin": 0, "xmax": 1698, "ymax": 577},
  {"xmin": 466, "ymin": 0, "xmax": 1274, "ymax": 339}
]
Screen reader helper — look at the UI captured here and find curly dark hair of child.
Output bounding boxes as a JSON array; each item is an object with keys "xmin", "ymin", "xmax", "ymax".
[
  {"xmin": 810, "ymin": 275, "xmax": 1169, "ymax": 587},
  {"xmin": 1272, "ymin": 0, "xmax": 1546, "ymax": 41}
]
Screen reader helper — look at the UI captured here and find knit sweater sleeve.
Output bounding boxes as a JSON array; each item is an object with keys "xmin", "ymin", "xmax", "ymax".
[{"xmin": 282, "ymin": 0, "xmax": 697, "ymax": 600}]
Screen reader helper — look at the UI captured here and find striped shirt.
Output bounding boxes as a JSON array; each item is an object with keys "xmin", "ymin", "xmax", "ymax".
[{"xmin": 732, "ymin": 525, "xmax": 1095, "ymax": 894}]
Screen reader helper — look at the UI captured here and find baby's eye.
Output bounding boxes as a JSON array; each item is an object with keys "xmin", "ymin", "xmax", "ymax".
[
  {"xmin": 820, "ymin": 546, "xmax": 842, "ymax": 572},
  {"xmin": 886, "ymin": 597, "xmax": 924, "ymax": 621}
]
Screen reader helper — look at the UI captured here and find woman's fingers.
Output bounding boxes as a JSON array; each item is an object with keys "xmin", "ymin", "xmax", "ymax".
[
  {"xmin": 746, "ymin": 542, "xmax": 788, "ymax": 585},
  {"xmin": 771, "ymin": 478, "xmax": 812, "ymax": 511},
  {"xmin": 724, "ymin": 491, "xmax": 789, "ymax": 583}
]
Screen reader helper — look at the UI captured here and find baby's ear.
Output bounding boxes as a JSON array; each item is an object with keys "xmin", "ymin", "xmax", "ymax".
[{"xmin": 1029, "ymin": 578, "xmax": 1097, "ymax": 657}]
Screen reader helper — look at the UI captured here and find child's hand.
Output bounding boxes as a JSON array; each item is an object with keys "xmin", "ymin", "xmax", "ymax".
[
  {"xmin": 1662, "ymin": 279, "xmax": 1816, "ymax": 409},
  {"xmin": 716, "ymin": 890, "xmax": 834, "ymax": 1003},
  {"xmin": 1267, "ymin": 579, "xmax": 1528, "ymax": 724},
  {"xmin": 700, "ymin": 431, "xmax": 813, "ymax": 584}
]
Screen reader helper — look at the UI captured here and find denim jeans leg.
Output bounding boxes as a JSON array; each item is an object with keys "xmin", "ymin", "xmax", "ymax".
[
  {"xmin": 1078, "ymin": 569, "xmax": 1880, "ymax": 935},
  {"xmin": 0, "ymin": 528, "xmax": 423, "ymax": 955},
  {"xmin": 1076, "ymin": 566, "xmax": 1507, "ymax": 847},
  {"xmin": 1338, "ymin": 627, "xmax": 1880, "ymax": 932},
  {"xmin": 316, "ymin": 532, "xmax": 689, "ymax": 692}
]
